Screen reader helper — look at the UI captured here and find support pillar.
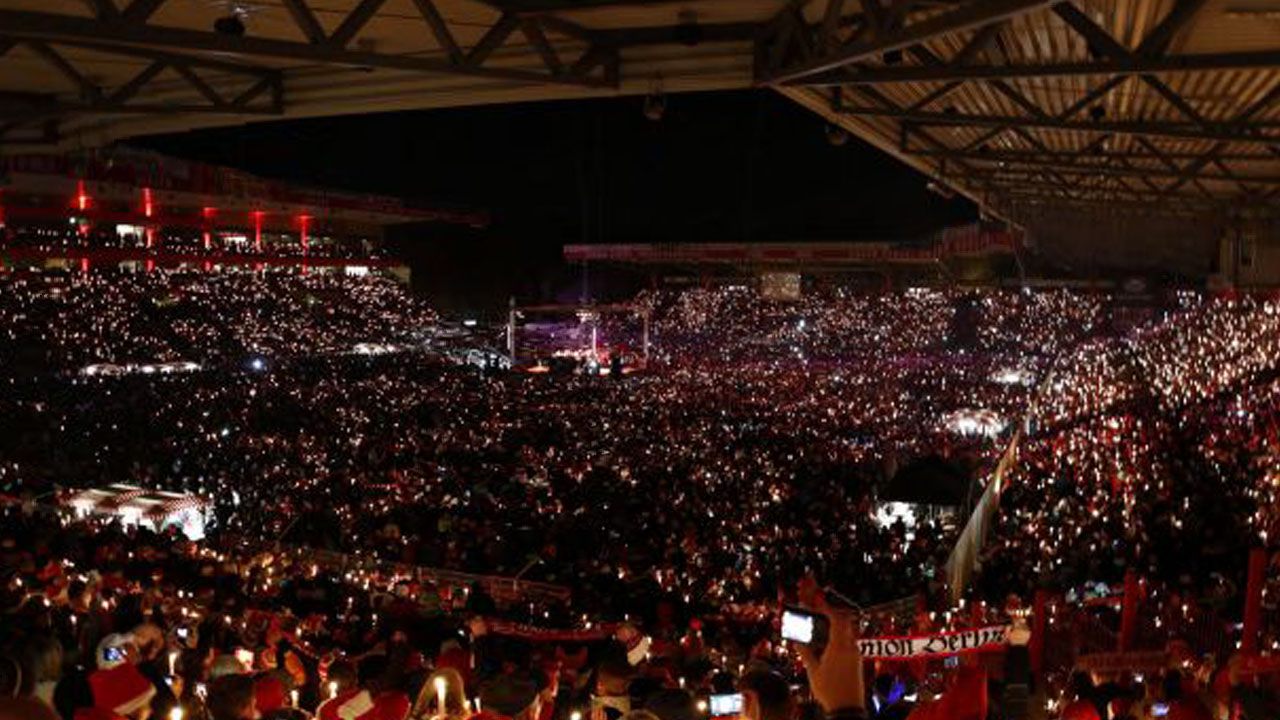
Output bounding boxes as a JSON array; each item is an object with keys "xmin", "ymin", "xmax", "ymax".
[
  {"xmin": 1243, "ymin": 547, "xmax": 1268, "ymax": 655},
  {"xmin": 1119, "ymin": 569, "xmax": 1139, "ymax": 652},
  {"xmin": 1030, "ymin": 590, "xmax": 1048, "ymax": 676}
]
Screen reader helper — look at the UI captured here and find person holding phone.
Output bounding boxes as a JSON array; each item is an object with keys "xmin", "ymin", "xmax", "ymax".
[{"xmin": 789, "ymin": 583, "xmax": 867, "ymax": 720}]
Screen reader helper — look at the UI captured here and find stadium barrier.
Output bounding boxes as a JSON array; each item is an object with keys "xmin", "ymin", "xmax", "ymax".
[
  {"xmin": 259, "ymin": 543, "xmax": 573, "ymax": 606},
  {"xmin": 0, "ymin": 496, "xmax": 572, "ymax": 607},
  {"xmin": 944, "ymin": 354, "xmax": 1064, "ymax": 601}
]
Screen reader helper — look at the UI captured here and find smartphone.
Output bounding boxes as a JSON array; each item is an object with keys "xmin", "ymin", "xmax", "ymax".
[
  {"xmin": 709, "ymin": 694, "xmax": 743, "ymax": 717},
  {"xmin": 102, "ymin": 646, "xmax": 125, "ymax": 663},
  {"xmin": 234, "ymin": 648, "xmax": 254, "ymax": 668},
  {"xmin": 781, "ymin": 607, "xmax": 819, "ymax": 644},
  {"xmin": 176, "ymin": 627, "xmax": 190, "ymax": 640},
  {"xmin": 1150, "ymin": 703, "xmax": 1169, "ymax": 717}
]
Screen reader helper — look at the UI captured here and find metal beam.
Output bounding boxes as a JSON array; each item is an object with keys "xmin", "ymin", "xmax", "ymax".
[
  {"xmin": 80, "ymin": 0, "xmax": 117, "ymax": 19},
  {"xmin": 119, "ymin": 0, "xmax": 167, "ymax": 24},
  {"xmin": 993, "ymin": 193, "xmax": 1212, "ymax": 215},
  {"xmin": 905, "ymin": 147, "xmax": 1280, "ymax": 163},
  {"xmin": 281, "ymin": 0, "xmax": 327, "ymax": 45},
  {"xmin": 0, "ymin": 9, "xmax": 616, "ymax": 88},
  {"xmin": 792, "ymin": 49, "xmax": 1280, "ymax": 85},
  {"xmin": 906, "ymin": 21, "xmax": 1003, "ymax": 110},
  {"xmin": 971, "ymin": 178, "xmax": 1224, "ymax": 205},
  {"xmin": 410, "ymin": 0, "xmax": 463, "ymax": 64},
  {"xmin": 0, "ymin": 99, "xmax": 281, "ymax": 123},
  {"xmin": 2, "ymin": 36, "xmax": 279, "ymax": 79},
  {"xmin": 24, "ymin": 40, "xmax": 101, "ymax": 101},
  {"xmin": 593, "ymin": 22, "xmax": 761, "ymax": 47},
  {"xmin": 327, "ymin": 0, "xmax": 388, "ymax": 49},
  {"xmin": 1057, "ymin": 74, "xmax": 1127, "ymax": 120},
  {"xmin": 1136, "ymin": 0, "xmax": 1206, "ymax": 57},
  {"xmin": 231, "ymin": 76, "xmax": 273, "ymax": 107},
  {"xmin": 1052, "ymin": 4, "xmax": 1206, "ymax": 128},
  {"xmin": 105, "ymin": 60, "xmax": 166, "ymax": 105},
  {"xmin": 466, "ymin": 12, "xmax": 520, "ymax": 67},
  {"xmin": 835, "ymin": 105, "xmax": 1278, "ymax": 144},
  {"xmin": 481, "ymin": 0, "xmax": 689, "ymax": 12},
  {"xmin": 761, "ymin": 0, "xmax": 1057, "ymax": 84},
  {"xmin": 0, "ymin": 120, "xmax": 58, "ymax": 145},
  {"xmin": 962, "ymin": 163, "xmax": 1280, "ymax": 186},
  {"xmin": 172, "ymin": 64, "xmax": 225, "ymax": 107},
  {"xmin": 520, "ymin": 18, "xmax": 562, "ymax": 76}
]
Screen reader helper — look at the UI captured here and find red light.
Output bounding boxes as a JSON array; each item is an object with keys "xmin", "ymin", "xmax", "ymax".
[
  {"xmin": 202, "ymin": 231, "xmax": 211, "ymax": 251},
  {"xmin": 80, "ymin": 258, "xmax": 90, "ymax": 273},
  {"xmin": 252, "ymin": 211, "xmax": 264, "ymax": 252},
  {"xmin": 145, "ymin": 227, "xmax": 155, "ymax": 249},
  {"xmin": 202, "ymin": 206, "xmax": 216, "ymax": 220},
  {"xmin": 76, "ymin": 180, "xmax": 89, "ymax": 212},
  {"xmin": 298, "ymin": 215, "xmax": 310, "ymax": 254},
  {"xmin": 143, "ymin": 188, "xmax": 154, "ymax": 218}
]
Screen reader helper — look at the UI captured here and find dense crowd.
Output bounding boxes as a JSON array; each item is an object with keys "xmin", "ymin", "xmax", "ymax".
[
  {"xmin": 0, "ymin": 270, "xmax": 435, "ymax": 371},
  {"xmin": 3, "ymin": 270, "xmax": 1280, "ymax": 720},
  {"xmin": 2, "ymin": 226, "xmax": 380, "ymax": 260}
]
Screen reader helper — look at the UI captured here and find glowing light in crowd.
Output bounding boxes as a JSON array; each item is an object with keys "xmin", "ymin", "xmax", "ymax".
[
  {"xmin": 944, "ymin": 409, "xmax": 1007, "ymax": 438},
  {"xmin": 990, "ymin": 367, "xmax": 1035, "ymax": 386},
  {"xmin": 81, "ymin": 361, "xmax": 202, "ymax": 377}
]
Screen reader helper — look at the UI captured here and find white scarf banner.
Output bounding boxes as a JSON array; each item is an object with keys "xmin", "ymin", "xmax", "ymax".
[{"xmin": 858, "ymin": 625, "xmax": 1010, "ymax": 659}]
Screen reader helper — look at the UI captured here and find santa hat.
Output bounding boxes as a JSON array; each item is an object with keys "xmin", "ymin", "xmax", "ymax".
[
  {"xmin": 614, "ymin": 625, "xmax": 650, "ymax": 666},
  {"xmin": 317, "ymin": 689, "xmax": 410, "ymax": 720},
  {"xmin": 88, "ymin": 663, "xmax": 156, "ymax": 717},
  {"xmin": 435, "ymin": 643, "xmax": 472, "ymax": 687},
  {"xmin": 73, "ymin": 707, "xmax": 124, "ymax": 720},
  {"xmin": 44, "ymin": 577, "xmax": 69, "ymax": 603},
  {"xmin": 255, "ymin": 674, "xmax": 288, "ymax": 714}
]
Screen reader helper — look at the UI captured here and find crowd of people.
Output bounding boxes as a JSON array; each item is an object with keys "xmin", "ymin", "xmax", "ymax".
[
  {"xmin": 1, "ymin": 225, "xmax": 381, "ymax": 260},
  {"xmin": 3, "ymin": 269, "xmax": 1280, "ymax": 720},
  {"xmin": 0, "ymin": 270, "xmax": 435, "ymax": 371}
]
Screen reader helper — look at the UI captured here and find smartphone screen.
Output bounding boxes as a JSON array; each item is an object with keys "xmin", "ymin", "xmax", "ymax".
[
  {"xmin": 709, "ymin": 693, "xmax": 743, "ymax": 717},
  {"xmin": 1151, "ymin": 703, "xmax": 1169, "ymax": 717},
  {"xmin": 102, "ymin": 646, "xmax": 125, "ymax": 663},
  {"xmin": 781, "ymin": 609, "xmax": 816, "ymax": 644},
  {"xmin": 234, "ymin": 648, "xmax": 254, "ymax": 668},
  {"xmin": 176, "ymin": 627, "xmax": 190, "ymax": 640}
]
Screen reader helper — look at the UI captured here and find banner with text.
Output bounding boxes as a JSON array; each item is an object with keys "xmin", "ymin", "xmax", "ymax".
[{"xmin": 859, "ymin": 625, "xmax": 1009, "ymax": 659}]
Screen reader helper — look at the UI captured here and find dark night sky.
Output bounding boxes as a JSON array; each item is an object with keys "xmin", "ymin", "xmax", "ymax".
[{"xmin": 132, "ymin": 89, "xmax": 975, "ymax": 312}]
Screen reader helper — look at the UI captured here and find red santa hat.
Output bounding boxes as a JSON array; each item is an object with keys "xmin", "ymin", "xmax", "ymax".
[
  {"xmin": 317, "ymin": 689, "xmax": 409, "ymax": 720},
  {"xmin": 88, "ymin": 663, "xmax": 156, "ymax": 717},
  {"xmin": 255, "ymin": 674, "xmax": 289, "ymax": 714}
]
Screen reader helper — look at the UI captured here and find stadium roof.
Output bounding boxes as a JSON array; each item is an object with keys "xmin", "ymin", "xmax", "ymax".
[{"xmin": 0, "ymin": 0, "xmax": 1277, "ymax": 226}]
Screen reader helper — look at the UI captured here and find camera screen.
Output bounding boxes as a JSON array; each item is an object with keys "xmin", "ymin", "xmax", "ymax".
[
  {"xmin": 780, "ymin": 610, "xmax": 814, "ymax": 644},
  {"xmin": 709, "ymin": 694, "xmax": 743, "ymax": 717}
]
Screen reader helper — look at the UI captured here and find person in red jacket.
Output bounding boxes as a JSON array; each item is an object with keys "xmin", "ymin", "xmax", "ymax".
[{"xmin": 76, "ymin": 663, "xmax": 157, "ymax": 720}]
